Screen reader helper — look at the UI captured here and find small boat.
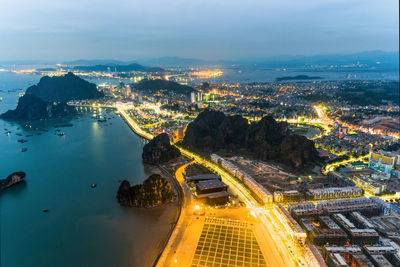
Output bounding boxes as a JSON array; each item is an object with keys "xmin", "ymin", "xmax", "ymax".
[
  {"xmin": 21, "ymin": 148, "xmax": 27, "ymax": 152},
  {"xmin": 17, "ymin": 139, "xmax": 28, "ymax": 143},
  {"xmin": 58, "ymin": 132, "xmax": 65, "ymax": 136},
  {"xmin": 42, "ymin": 209, "xmax": 49, "ymax": 213},
  {"xmin": 91, "ymin": 183, "xmax": 97, "ymax": 188}
]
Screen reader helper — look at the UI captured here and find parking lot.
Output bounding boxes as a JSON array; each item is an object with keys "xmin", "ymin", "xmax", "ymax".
[{"xmin": 191, "ymin": 217, "xmax": 267, "ymax": 267}]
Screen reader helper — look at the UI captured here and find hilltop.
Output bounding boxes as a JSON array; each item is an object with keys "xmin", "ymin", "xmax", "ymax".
[
  {"xmin": 26, "ymin": 72, "xmax": 104, "ymax": 102},
  {"xmin": 142, "ymin": 133, "xmax": 181, "ymax": 164},
  {"xmin": 134, "ymin": 79, "xmax": 196, "ymax": 95},
  {"xmin": 182, "ymin": 109, "xmax": 319, "ymax": 172},
  {"xmin": 117, "ymin": 174, "xmax": 173, "ymax": 208},
  {"xmin": 1, "ymin": 72, "xmax": 103, "ymax": 121}
]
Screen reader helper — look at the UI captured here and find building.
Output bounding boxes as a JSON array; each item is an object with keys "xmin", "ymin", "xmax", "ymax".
[
  {"xmin": 326, "ymin": 251, "xmax": 374, "ymax": 267},
  {"xmin": 370, "ymin": 197, "xmax": 392, "ymax": 215},
  {"xmin": 291, "ymin": 207, "xmax": 324, "ymax": 220},
  {"xmin": 369, "ymin": 150, "xmax": 399, "ymax": 177},
  {"xmin": 190, "ymin": 92, "xmax": 197, "ymax": 103},
  {"xmin": 273, "ymin": 204, "xmax": 307, "ymax": 245},
  {"xmin": 287, "ymin": 202, "xmax": 324, "ymax": 220},
  {"xmin": 327, "ymin": 171, "xmax": 355, "ymax": 187},
  {"xmin": 332, "ymin": 213, "xmax": 379, "ymax": 245},
  {"xmin": 196, "ymin": 179, "xmax": 227, "ymax": 195},
  {"xmin": 363, "ymin": 245, "xmax": 398, "ymax": 267},
  {"xmin": 299, "ymin": 217, "xmax": 347, "ymax": 246},
  {"xmin": 273, "ymin": 190, "xmax": 301, "ymax": 203},
  {"xmin": 352, "ymin": 174, "xmax": 387, "ymax": 195},
  {"xmin": 306, "ymin": 244, "xmax": 328, "ymax": 267},
  {"xmin": 316, "ymin": 198, "xmax": 381, "ymax": 216},
  {"xmin": 308, "ymin": 187, "xmax": 363, "ymax": 200},
  {"xmin": 185, "ymin": 174, "xmax": 221, "ymax": 183},
  {"xmin": 350, "ymin": 212, "xmax": 376, "ymax": 229},
  {"xmin": 196, "ymin": 191, "xmax": 229, "ymax": 206},
  {"xmin": 322, "ymin": 246, "xmax": 362, "ymax": 259},
  {"xmin": 211, "ymin": 154, "xmax": 273, "ymax": 204}
]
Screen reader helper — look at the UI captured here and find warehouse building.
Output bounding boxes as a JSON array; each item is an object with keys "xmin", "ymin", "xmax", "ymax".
[
  {"xmin": 185, "ymin": 174, "xmax": 221, "ymax": 183},
  {"xmin": 196, "ymin": 179, "xmax": 228, "ymax": 195},
  {"xmin": 196, "ymin": 191, "xmax": 229, "ymax": 206}
]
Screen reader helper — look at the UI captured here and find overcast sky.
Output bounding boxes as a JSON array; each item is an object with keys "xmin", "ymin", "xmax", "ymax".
[{"xmin": 0, "ymin": 0, "xmax": 398, "ymax": 61}]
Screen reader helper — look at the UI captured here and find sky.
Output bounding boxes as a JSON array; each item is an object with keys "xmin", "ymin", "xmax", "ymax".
[{"xmin": 0, "ymin": 0, "xmax": 398, "ymax": 61}]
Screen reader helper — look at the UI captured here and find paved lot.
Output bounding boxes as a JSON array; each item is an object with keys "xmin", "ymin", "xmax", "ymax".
[{"xmin": 191, "ymin": 217, "xmax": 267, "ymax": 267}]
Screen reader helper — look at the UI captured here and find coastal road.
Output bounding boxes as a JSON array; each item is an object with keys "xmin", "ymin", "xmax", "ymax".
[
  {"xmin": 156, "ymin": 162, "xmax": 196, "ymax": 266},
  {"xmin": 114, "ymin": 106, "xmax": 306, "ymax": 266}
]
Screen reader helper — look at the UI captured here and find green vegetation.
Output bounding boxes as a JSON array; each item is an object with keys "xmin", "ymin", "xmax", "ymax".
[
  {"xmin": 337, "ymin": 81, "xmax": 399, "ymax": 106},
  {"xmin": 26, "ymin": 72, "xmax": 104, "ymax": 102},
  {"xmin": 117, "ymin": 174, "xmax": 173, "ymax": 208},
  {"xmin": 182, "ymin": 109, "xmax": 320, "ymax": 172},
  {"xmin": 134, "ymin": 79, "xmax": 196, "ymax": 95},
  {"xmin": 301, "ymin": 94, "xmax": 334, "ymax": 103}
]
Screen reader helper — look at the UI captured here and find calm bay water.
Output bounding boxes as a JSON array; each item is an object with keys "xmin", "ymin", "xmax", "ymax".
[{"xmin": 0, "ymin": 72, "xmax": 176, "ymax": 267}]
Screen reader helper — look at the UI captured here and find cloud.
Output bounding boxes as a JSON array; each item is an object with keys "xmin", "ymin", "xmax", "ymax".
[{"xmin": 0, "ymin": 0, "xmax": 398, "ymax": 60}]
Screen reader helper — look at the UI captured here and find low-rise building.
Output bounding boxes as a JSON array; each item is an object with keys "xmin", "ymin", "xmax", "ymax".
[
  {"xmin": 308, "ymin": 186, "xmax": 363, "ymax": 200},
  {"xmin": 273, "ymin": 204, "xmax": 307, "ymax": 245},
  {"xmin": 196, "ymin": 179, "xmax": 227, "ymax": 195},
  {"xmin": 332, "ymin": 213, "xmax": 379, "ymax": 245},
  {"xmin": 273, "ymin": 190, "xmax": 300, "ymax": 202},
  {"xmin": 352, "ymin": 174, "xmax": 387, "ymax": 195}
]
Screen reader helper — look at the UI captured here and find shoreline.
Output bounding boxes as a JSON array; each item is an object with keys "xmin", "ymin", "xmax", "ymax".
[
  {"xmin": 116, "ymin": 109, "xmax": 185, "ymax": 267},
  {"xmin": 0, "ymin": 108, "xmax": 181, "ymax": 267}
]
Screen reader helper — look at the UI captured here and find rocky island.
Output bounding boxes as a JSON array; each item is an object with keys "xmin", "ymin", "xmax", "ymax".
[
  {"xmin": 182, "ymin": 109, "xmax": 320, "ymax": 172},
  {"xmin": 142, "ymin": 133, "xmax": 181, "ymax": 164},
  {"xmin": 0, "ymin": 172, "xmax": 26, "ymax": 192},
  {"xmin": 0, "ymin": 94, "xmax": 76, "ymax": 120},
  {"xmin": 117, "ymin": 174, "xmax": 173, "ymax": 207},
  {"xmin": 0, "ymin": 72, "xmax": 104, "ymax": 121}
]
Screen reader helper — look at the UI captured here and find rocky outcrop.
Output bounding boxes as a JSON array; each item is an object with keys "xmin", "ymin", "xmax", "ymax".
[
  {"xmin": 134, "ymin": 79, "xmax": 195, "ymax": 96},
  {"xmin": 182, "ymin": 109, "xmax": 226, "ymax": 152},
  {"xmin": 0, "ymin": 172, "xmax": 26, "ymax": 192},
  {"xmin": 221, "ymin": 115, "xmax": 249, "ymax": 152},
  {"xmin": 245, "ymin": 115, "xmax": 289, "ymax": 160},
  {"xmin": 280, "ymin": 134, "xmax": 320, "ymax": 171},
  {"xmin": 142, "ymin": 133, "xmax": 181, "ymax": 164},
  {"xmin": 182, "ymin": 109, "xmax": 319, "ymax": 172},
  {"xmin": 0, "ymin": 94, "xmax": 76, "ymax": 120},
  {"xmin": 25, "ymin": 72, "xmax": 104, "ymax": 102},
  {"xmin": 1, "ymin": 72, "xmax": 103, "ymax": 121},
  {"xmin": 117, "ymin": 174, "xmax": 173, "ymax": 207}
]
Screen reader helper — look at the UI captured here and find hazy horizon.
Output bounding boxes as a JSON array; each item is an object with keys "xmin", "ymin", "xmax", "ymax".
[{"xmin": 1, "ymin": 0, "xmax": 398, "ymax": 61}]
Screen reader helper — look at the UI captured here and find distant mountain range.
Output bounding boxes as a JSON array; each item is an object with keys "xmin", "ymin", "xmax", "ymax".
[
  {"xmin": 1, "ymin": 50, "xmax": 398, "ymax": 69},
  {"xmin": 72, "ymin": 63, "xmax": 163, "ymax": 73},
  {"xmin": 241, "ymin": 50, "xmax": 399, "ymax": 68},
  {"xmin": 63, "ymin": 57, "xmax": 208, "ymax": 68}
]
